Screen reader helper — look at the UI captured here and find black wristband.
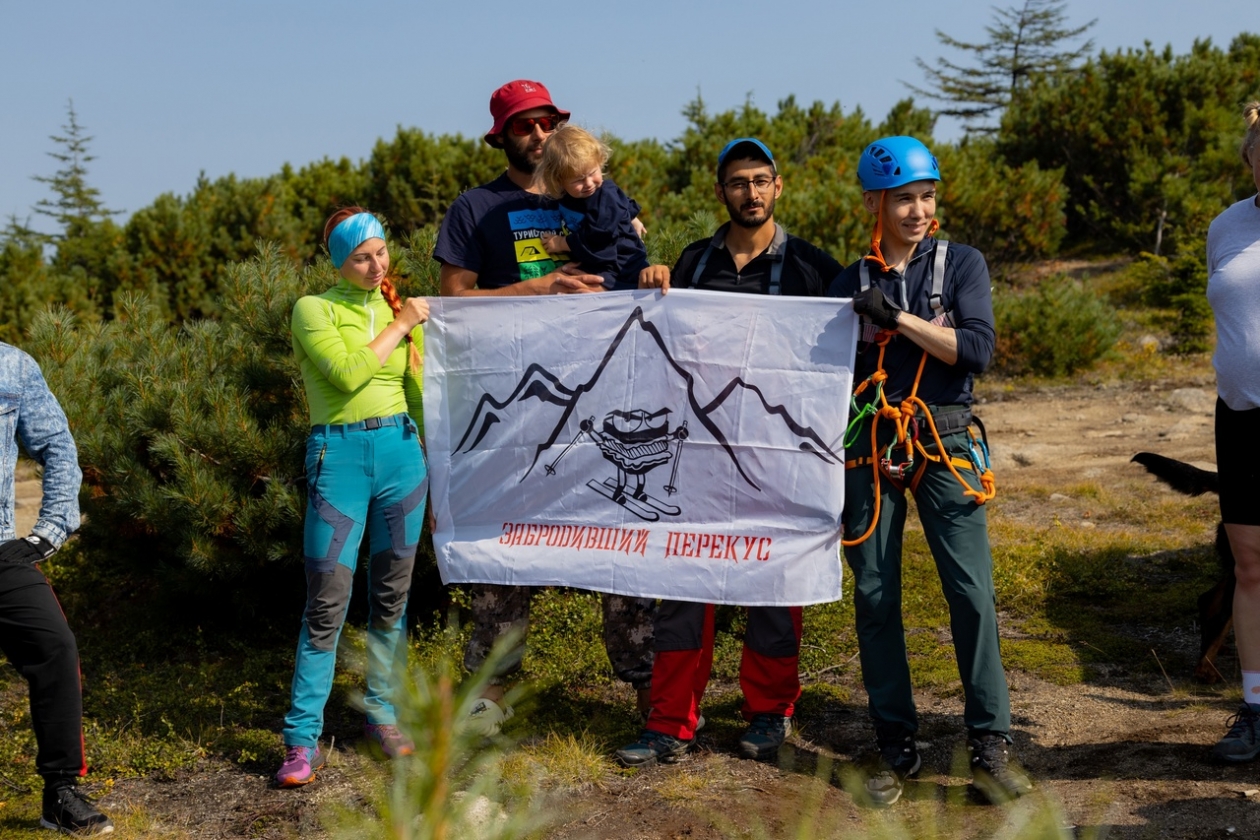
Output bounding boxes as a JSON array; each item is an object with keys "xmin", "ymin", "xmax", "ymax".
[{"xmin": 23, "ymin": 535, "xmax": 57, "ymax": 560}]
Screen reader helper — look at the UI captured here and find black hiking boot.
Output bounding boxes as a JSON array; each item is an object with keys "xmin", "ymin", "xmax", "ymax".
[
  {"xmin": 863, "ymin": 724, "xmax": 921, "ymax": 808},
  {"xmin": 615, "ymin": 729, "xmax": 694, "ymax": 767},
  {"xmin": 739, "ymin": 713, "xmax": 791, "ymax": 760},
  {"xmin": 41, "ymin": 784, "xmax": 114, "ymax": 835},
  {"xmin": 968, "ymin": 732, "xmax": 1033, "ymax": 803}
]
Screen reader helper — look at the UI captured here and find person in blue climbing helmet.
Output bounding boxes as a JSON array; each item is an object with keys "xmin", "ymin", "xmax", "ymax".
[{"xmin": 827, "ymin": 136, "xmax": 1030, "ymax": 807}]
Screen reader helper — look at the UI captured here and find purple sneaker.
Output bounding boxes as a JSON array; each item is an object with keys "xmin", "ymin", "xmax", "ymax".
[
  {"xmin": 364, "ymin": 722, "xmax": 415, "ymax": 758},
  {"xmin": 276, "ymin": 745, "xmax": 325, "ymax": 788}
]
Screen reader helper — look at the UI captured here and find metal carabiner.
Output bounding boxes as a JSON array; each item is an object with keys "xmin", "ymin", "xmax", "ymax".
[{"xmin": 879, "ymin": 441, "xmax": 914, "ymax": 480}]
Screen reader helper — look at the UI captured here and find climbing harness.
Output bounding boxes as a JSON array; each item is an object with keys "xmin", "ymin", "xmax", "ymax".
[{"xmin": 842, "ymin": 241, "xmax": 996, "ymax": 548}]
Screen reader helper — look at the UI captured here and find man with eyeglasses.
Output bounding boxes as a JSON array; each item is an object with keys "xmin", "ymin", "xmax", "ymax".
[
  {"xmin": 618, "ymin": 138, "xmax": 843, "ymax": 767},
  {"xmin": 639, "ymin": 137, "xmax": 841, "ymax": 297},
  {"xmin": 434, "ymin": 80, "xmax": 656, "ymax": 733}
]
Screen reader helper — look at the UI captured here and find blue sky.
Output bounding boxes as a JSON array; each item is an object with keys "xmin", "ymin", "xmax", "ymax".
[{"xmin": 1, "ymin": 0, "xmax": 1253, "ymax": 227}]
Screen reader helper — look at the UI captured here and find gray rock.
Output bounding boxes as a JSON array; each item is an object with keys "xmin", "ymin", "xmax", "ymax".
[
  {"xmin": 1167, "ymin": 388, "xmax": 1215, "ymax": 415},
  {"xmin": 1159, "ymin": 419, "xmax": 1201, "ymax": 440}
]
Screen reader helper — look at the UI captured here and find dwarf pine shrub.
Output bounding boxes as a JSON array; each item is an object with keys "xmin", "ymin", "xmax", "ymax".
[
  {"xmin": 26, "ymin": 243, "xmax": 323, "ymax": 589},
  {"xmin": 1120, "ymin": 241, "xmax": 1213, "ymax": 355},
  {"xmin": 992, "ymin": 275, "xmax": 1121, "ymax": 376}
]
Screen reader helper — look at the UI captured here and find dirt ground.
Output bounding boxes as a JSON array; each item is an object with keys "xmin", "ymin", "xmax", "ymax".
[{"xmin": 15, "ymin": 373, "xmax": 1259, "ymax": 839}]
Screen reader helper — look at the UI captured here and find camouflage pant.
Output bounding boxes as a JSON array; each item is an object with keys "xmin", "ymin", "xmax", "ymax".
[{"xmin": 462, "ymin": 584, "xmax": 656, "ymax": 688}]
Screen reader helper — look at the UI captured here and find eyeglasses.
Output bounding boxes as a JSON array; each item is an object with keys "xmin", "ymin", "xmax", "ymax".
[
  {"xmin": 507, "ymin": 115, "xmax": 563, "ymax": 136},
  {"xmin": 721, "ymin": 176, "xmax": 776, "ymax": 194}
]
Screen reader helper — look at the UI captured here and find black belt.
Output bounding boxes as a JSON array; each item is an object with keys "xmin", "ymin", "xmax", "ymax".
[
  {"xmin": 846, "ymin": 404, "xmax": 972, "ymax": 434},
  {"xmin": 921, "ymin": 405, "xmax": 973, "ymax": 435}
]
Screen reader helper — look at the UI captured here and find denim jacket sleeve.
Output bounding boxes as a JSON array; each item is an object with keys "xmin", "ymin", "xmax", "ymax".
[{"xmin": 12, "ymin": 350, "xmax": 82, "ymax": 547}]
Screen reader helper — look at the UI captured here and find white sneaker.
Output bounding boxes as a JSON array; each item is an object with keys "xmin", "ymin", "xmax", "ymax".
[{"xmin": 465, "ymin": 698, "xmax": 514, "ymax": 736}]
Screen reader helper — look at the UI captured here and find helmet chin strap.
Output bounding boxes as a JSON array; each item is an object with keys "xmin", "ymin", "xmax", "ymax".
[{"xmin": 864, "ymin": 189, "xmax": 940, "ymax": 273}]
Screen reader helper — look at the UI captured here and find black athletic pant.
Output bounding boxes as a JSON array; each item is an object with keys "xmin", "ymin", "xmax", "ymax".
[{"xmin": 0, "ymin": 557, "xmax": 86, "ymax": 784}]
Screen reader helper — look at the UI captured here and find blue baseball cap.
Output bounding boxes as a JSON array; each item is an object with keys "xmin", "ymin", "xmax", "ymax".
[{"xmin": 717, "ymin": 137, "xmax": 776, "ymax": 177}]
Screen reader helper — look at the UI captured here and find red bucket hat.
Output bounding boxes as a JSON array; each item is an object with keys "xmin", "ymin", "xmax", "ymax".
[{"xmin": 484, "ymin": 80, "xmax": 570, "ymax": 144}]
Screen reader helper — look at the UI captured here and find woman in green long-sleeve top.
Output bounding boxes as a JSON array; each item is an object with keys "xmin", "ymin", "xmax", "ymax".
[{"xmin": 277, "ymin": 207, "xmax": 430, "ymax": 787}]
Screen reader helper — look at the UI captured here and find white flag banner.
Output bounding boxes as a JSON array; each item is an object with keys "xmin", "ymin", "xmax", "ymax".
[{"xmin": 423, "ymin": 289, "xmax": 857, "ymax": 606}]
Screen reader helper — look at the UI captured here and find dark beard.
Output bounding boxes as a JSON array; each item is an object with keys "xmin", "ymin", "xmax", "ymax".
[
  {"xmin": 725, "ymin": 193, "xmax": 776, "ymax": 228},
  {"xmin": 503, "ymin": 137, "xmax": 539, "ymax": 175}
]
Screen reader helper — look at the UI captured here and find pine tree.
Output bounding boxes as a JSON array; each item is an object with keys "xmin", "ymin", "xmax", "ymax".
[
  {"xmin": 907, "ymin": 0, "xmax": 1096, "ymax": 133},
  {"xmin": 21, "ymin": 100, "xmax": 124, "ymax": 321},
  {"xmin": 32, "ymin": 100, "xmax": 119, "ymax": 239}
]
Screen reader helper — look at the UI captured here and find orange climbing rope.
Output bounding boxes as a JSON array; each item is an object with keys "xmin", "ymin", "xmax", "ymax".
[{"xmin": 841, "ymin": 332, "xmax": 996, "ymax": 548}]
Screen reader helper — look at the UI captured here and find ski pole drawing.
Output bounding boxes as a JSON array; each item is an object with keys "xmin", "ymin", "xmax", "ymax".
[
  {"xmin": 544, "ymin": 425, "xmax": 584, "ymax": 475},
  {"xmin": 663, "ymin": 420, "xmax": 688, "ymax": 495}
]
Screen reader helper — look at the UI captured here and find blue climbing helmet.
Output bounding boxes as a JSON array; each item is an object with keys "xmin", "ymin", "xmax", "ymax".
[{"xmin": 857, "ymin": 136, "xmax": 941, "ymax": 191}]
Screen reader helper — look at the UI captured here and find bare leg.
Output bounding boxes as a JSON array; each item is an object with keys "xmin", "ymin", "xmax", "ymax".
[{"xmin": 1229, "ymin": 524, "xmax": 1260, "ymax": 672}]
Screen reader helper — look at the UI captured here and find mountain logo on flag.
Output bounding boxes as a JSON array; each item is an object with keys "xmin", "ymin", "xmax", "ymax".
[{"xmin": 451, "ymin": 307, "xmax": 841, "ymax": 521}]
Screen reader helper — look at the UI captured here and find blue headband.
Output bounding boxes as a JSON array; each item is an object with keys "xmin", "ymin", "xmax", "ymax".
[{"xmin": 329, "ymin": 213, "xmax": 386, "ymax": 268}]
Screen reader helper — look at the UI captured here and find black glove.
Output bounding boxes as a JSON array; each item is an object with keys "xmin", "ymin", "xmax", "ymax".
[
  {"xmin": 0, "ymin": 536, "xmax": 55, "ymax": 565},
  {"xmin": 852, "ymin": 286, "xmax": 901, "ymax": 330}
]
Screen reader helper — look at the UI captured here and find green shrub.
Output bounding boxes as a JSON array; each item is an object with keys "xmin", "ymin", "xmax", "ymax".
[
  {"xmin": 1169, "ymin": 291, "xmax": 1214, "ymax": 354},
  {"xmin": 26, "ymin": 244, "xmax": 316, "ymax": 587},
  {"xmin": 937, "ymin": 138, "xmax": 1067, "ymax": 277},
  {"xmin": 992, "ymin": 274, "xmax": 1121, "ymax": 376},
  {"xmin": 327, "ymin": 635, "xmax": 548, "ymax": 840},
  {"xmin": 1117, "ymin": 245, "xmax": 1213, "ymax": 354}
]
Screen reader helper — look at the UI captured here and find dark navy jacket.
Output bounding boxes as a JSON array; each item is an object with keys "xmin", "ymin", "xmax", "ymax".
[
  {"xmin": 828, "ymin": 238, "xmax": 995, "ymax": 407},
  {"xmin": 557, "ymin": 178, "xmax": 647, "ymax": 290}
]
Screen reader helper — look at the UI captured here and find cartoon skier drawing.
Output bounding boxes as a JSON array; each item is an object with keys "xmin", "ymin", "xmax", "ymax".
[{"xmin": 546, "ymin": 408, "xmax": 688, "ymax": 521}]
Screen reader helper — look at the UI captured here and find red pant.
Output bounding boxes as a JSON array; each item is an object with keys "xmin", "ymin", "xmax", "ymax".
[{"xmin": 646, "ymin": 600, "xmax": 802, "ymax": 740}]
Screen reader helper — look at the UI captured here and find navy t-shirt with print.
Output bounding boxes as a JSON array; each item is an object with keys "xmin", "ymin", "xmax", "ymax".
[{"xmin": 434, "ymin": 173, "xmax": 564, "ymax": 289}]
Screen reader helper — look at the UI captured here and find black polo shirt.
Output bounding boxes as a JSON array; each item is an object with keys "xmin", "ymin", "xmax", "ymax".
[{"xmin": 670, "ymin": 222, "xmax": 843, "ymax": 297}]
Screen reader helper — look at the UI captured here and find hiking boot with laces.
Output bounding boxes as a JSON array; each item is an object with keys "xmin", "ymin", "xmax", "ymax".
[
  {"xmin": 41, "ymin": 784, "xmax": 114, "ymax": 835},
  {"xmin": 863, "ymin": 725, "xmax": 921, "ymax": 808},
  {"xmin": 968, "ymin": 732, "xmax": 1033, "ymax": 803},
  {"xmin": 739, "ymin": 713, "xmax": 792, "ymax": 760},
  {"xmin": 275, "ymin": 744, "xmax": 325, "ymax": 788},
  {"xmin": 1212, "ymin": 704, "xmax": 1260, "ymax": 763},
  {"xmin": 615, "ymin": 729, "xmax": 694, "ymax": 767},
  {"xmin": 365, "ymin": 722, "xmax": 415, "ymax": 758}
]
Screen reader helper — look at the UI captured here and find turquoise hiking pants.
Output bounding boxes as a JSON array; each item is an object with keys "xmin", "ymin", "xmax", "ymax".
[
  {"xmin": 842, "ymin": 420, "xmax": 1010, "ymax": 736},
  {"xmin": 283, "ymin": 414, "xmax": 428, "ymax": 748}
]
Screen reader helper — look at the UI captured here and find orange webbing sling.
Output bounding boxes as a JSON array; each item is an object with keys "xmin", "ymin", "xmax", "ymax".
[{"xmin": 840, "ymin": 247, "xmax": 996, "ymax": 548}]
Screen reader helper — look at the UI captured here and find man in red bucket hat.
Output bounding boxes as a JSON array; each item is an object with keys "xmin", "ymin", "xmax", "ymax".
[
  {"xmin": 436, "ymin": 79, "xmax": 596, "ymax": 295},
  {"xmin": 483, "ymin": 80, "xmax": 571, "ymax": 145},
  {"xmin": 435, "ymin": 81, "xmax": 656, "ymax": 734}
]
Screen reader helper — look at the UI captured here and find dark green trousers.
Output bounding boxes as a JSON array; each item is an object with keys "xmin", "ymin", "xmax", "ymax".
[{"xmin": 842, "ymin": 420, "xmax": 1010, "ymax": 735}]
